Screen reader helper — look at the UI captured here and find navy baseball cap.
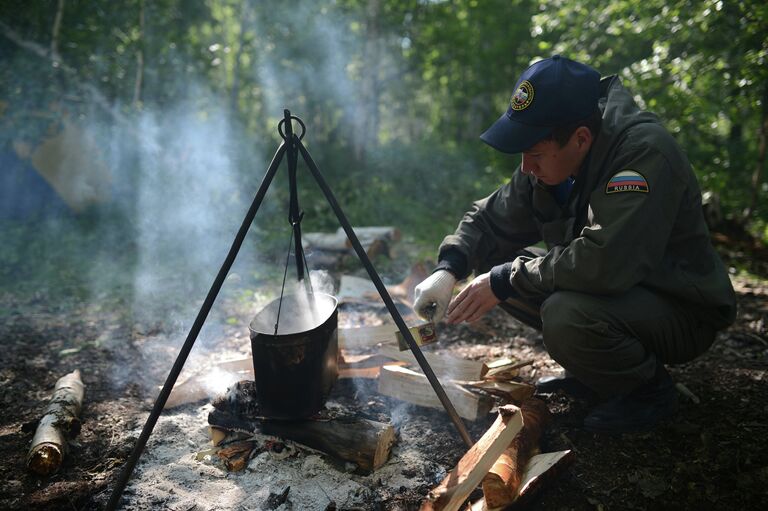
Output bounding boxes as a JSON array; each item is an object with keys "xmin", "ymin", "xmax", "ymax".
[{"xmin": 480, "ymin": 55, "xmax": 601, "ymax": 154}]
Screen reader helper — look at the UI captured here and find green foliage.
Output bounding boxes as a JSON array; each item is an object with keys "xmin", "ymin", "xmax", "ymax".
[
  {"xmin": 532, "ymin": 0, "xmax": 768, "ymax": 218},
  {"xmin": 1, "ymin": 0, "xmax": 766, "ymax": 303}
]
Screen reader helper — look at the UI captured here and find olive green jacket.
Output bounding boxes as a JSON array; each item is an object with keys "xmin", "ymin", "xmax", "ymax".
[{"xmin": 439, "ymin": 76, "xmax": 736, "ymax": 329}]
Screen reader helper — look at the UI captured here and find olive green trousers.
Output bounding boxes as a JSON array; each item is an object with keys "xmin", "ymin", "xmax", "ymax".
[{"xmin": 492, "ymin": 252, "xmax": 716, "ymax": 398}]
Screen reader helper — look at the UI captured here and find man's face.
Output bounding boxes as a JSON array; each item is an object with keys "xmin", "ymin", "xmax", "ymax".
[{"xmin": 520, "ymin": 132, "xmax": 587, "ymax": 185}]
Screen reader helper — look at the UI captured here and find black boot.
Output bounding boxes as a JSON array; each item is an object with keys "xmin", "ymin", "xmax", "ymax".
[
  {"xmin": 583, "ymin": 365, "xmax": 678, "ymax": 433},
  {"xmin": 535, "ymin": 371, "xmax": 598, "ymax": 400}
]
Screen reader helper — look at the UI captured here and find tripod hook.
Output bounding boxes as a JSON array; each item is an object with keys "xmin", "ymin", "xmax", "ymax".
[{"xmin": 278, "ymin": 115, "xmax": 306, "ymax": 141}]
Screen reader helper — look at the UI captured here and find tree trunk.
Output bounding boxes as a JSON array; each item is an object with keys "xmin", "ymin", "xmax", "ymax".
[
  {"xmin": 133, "ymin": 0, "xmax": 145, "ymax": 108},
  {"xmin": 352, "ymin": 0, "xmax": 381, "ymax": 164},
  {"xmin": 744, "ymin": 84, "xmax": 768, "ymax": 221},
  {"xmin": 230, "ymin": 1, "xmax": 249, "ymax": 115},
  {"xmin": 0, "ymin": 20, "xmax": 128, "ymax": 125},
  {"xmin": 50, "ymin": 0, "xmax": 64, "ymax": 62}
]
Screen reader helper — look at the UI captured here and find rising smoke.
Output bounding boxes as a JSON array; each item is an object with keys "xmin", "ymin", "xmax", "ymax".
[{"xmin": 0, "ymin": 3, "xmax": 426, "ymax": 404}]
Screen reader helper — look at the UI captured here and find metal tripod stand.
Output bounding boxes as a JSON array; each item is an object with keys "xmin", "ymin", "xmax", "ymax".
[{"xmin": 106, "ymin": 110, "xmax": 473, "ymax": 510}]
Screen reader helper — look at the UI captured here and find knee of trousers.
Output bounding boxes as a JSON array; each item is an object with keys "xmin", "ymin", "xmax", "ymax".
[{"xmin": 540, "ymin": 291, "xmax": 603, "ymax": 364}]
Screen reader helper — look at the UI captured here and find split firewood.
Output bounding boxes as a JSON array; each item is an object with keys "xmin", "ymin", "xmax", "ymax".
[
  {"xmin": 338, "ymin": 323, "xmax": 437, "ymax": 351},
  {"xmin": 469, "ymin": 450, "xmax": 575, "ymax": 511},
  {"xmin": 338, "ymin": 323, "xmax": 399, "ymax": 350},
  {"xmin": 216, "ymin": 440, "xmax": 258, "ymax": 471},
  {"xmin": 481, "ymin": 398, "xmax": 551, "ymax": 508},
  {"xmin": 378, "ymin": 345, "xmax": 488, "ymax": 382},
  {"xmin": 457, "ymin": 380, "xmax": 535, "ymax": 404},
  {"xmin": 483, "ymin": 358, "xmax": 534, "ymax": 381},
  {"xmin": 511, "ymin": 449, "xmax": 574, "ymax": 507},
  {"xmin": 338, "ymin": 352, "xmax": 406, "ymax": 379},
  {"xmin": 209, "ymin": 426, "xmax": 252, "ymax": 447},
  {"xmin": 421, "ymin": 405, "xmax": 524, "ymax": 511},
  {"xmin": 27, "ymin": 369, "xmax": 85, "ymax": 476},
  {"xmin": 378, "ymin": 365, "xmax": 493, "ymax": 421}
]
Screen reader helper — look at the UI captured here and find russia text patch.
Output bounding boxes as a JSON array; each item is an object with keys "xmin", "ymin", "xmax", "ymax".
[{"xmin": 605, "ymin": 170, "xmax": 649, "ymax": 194}]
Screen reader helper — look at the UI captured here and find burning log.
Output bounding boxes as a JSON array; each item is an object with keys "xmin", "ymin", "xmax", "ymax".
[
  {"xmin": 216, "ymin": 440, "xmax": 258, "ymax": 472},
  {"xmin": 208, "ymin": 380, "xmax": 395, "ymax": 472},
  {"xmin": 208, "ymin": 409, "xmax": 395, "ymax": 473},
  {"xmin": 480, "ymin": 398, "xmax": 551, "ymax": 508},
  {"xmin": 26, "ymin": 369, "xmax": 85, "ymax": 476},
  {"xmin": 378, "ymin": 365, "xmax": 493, "ymax": 421},
  {"xmin": 421, "ymin": 405, "xmax": 523, "ymax": 511}
]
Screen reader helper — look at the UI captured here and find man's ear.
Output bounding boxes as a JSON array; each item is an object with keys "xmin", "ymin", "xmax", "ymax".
[{"xmin": 574, "ymin": 126, "xmax": 593, "ymax": 151}]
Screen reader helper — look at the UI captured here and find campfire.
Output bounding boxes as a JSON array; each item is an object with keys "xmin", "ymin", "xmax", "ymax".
[
  {"xmin": 99, "ymin": 113, "xmax": 573, "ymax": 510},
  {"xmin": 152, "ymin": 263, "xmax": 573, "ymax": 510}
]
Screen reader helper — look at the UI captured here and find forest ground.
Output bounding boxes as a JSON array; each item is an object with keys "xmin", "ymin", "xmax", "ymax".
[{"xmin": 0, "ymin": 231, "xmax": 766, "ymax": 511}]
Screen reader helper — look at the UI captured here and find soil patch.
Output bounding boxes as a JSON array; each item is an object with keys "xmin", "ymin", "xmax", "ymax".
[{"xmin": 1, "ymin": 264, "xmax": 766, "ymax": 510}]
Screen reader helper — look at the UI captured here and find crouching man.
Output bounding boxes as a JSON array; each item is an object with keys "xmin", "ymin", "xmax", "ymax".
[{"xmin": 413, "ymin": 55, "xmax": 736, "ymax": 433}]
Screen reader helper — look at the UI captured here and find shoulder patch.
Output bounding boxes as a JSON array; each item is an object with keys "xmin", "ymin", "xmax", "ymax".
[{"xmin": 605, "ymin": 170, "xmax": 649, "ymax": 194}]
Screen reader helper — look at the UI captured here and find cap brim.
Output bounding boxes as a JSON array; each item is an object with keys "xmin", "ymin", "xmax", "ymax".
[{"xmin": 480, "ymin": 113, "xmax": 552, "ymax": 154}]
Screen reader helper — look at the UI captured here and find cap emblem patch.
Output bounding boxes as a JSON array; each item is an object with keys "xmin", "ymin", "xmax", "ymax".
[
  {"xmin": 510, "ymin": 80, "xmax": 534, "ymax": 111},
  {"xmin": 605, "ymin": 170, "xmax": 649, "ymax": 194}
]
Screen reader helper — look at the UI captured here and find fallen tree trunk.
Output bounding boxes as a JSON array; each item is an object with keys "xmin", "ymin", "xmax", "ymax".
[
  {"xmin": 27, "ymin": 369, "xmax": 85, "ymax": 476},
  {"xmin": 208, "ymin": 408, "xmax": 395, "ymax": 472},
  {"xmin": 481, "ymin": 398, "xmax": 551, "ymax": 508}
]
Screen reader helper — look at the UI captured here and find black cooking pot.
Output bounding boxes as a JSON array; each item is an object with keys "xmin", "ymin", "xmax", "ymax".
[{"xmin": 249, "ymin": 292, "xmax": 338, "ymax": 419}]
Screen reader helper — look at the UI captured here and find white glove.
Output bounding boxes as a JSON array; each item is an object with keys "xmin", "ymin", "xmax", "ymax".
[{"xmin": 413, "ymin": 270, "xmax": 457, "ymax": 321}]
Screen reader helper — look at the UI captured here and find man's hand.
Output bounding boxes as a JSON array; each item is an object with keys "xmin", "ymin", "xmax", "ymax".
[
  {"xmin": 413, "ymin": 270, "xmax": 457, "ymax": 321},
  {"xmin": 445, "ymin": 272, "xmax": 500, "ymax": 324}
]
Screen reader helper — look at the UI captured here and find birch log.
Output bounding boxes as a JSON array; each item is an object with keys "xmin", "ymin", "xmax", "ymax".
[
  {"xmin": 480, "ymin": 398, "xmax": 551, "ymax": 508},
  {"xmin": 27, "ymin": 369, "xmax": 85, "ymax": 475},
  {"xmin": 421, "ymin": 405, "xmax": 523, "ymax": 511}
]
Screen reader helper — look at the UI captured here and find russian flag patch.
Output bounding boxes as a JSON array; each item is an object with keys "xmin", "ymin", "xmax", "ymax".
[{"xmin": 605, "ymin": 170, "xmax": 649, "ymax": 194}]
